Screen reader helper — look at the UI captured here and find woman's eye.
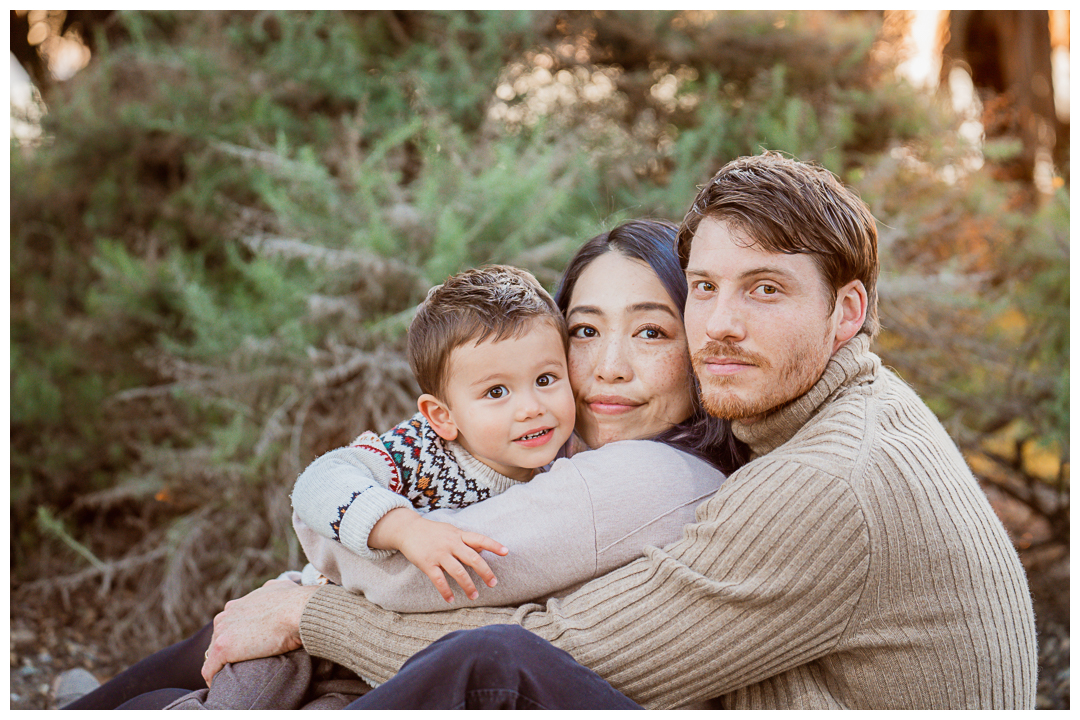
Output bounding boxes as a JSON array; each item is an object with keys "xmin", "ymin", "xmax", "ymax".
[
  {"xmin": 485, "ymin": 385, "xmax": 507, "ymax": 399},
  {"xmin": 635, "ymin": 325, "xmax": 667, "ymax": 340},
  {"xmin": 570, "ymin": 325, "xmax": 598, "ymax": 339},
  {"xmin": 536, "ymin": 373, "xmax": 556, "ymax": 387}
]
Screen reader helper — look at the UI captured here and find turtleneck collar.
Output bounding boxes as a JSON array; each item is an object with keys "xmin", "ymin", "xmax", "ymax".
[
  {"xmin": 447, "ymin": 440, "xmax": 527, "ymax": 493},
  {"xmin": 729, "ymin": 334, "xmax": 879, "ymax": 458}
]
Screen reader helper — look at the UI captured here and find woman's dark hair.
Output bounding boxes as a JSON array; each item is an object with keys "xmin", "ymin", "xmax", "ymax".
[{"xmin": 554, "ymin": 219, "xmax": 748, "ymax": 474}]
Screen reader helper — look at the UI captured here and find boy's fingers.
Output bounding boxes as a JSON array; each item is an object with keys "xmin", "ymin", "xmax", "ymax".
[
  {"xmin": 462, "ymin": 532, "xmax": 508, "ymax": 556},
  {"xmin": 442, "ymin": 558, "xmax": 479, "ymax": 600},
  {"xmin": 424, "ymin": 568, "xmax": 454, "ymax": 603},
  {"xmin": 456, "ymin": 547, "xmax": 497, "ymax": 588}
]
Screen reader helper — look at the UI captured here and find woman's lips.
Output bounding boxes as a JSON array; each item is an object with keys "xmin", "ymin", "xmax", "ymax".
[{"xmin": 584, "ymin": 395, "xmax": 643, "ymax": 415}]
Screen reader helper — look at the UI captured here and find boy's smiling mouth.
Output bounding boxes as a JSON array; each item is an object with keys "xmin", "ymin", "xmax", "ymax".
[{"xmin": 514, "ymin": 427, "xmax": 554, "ymax": 446}]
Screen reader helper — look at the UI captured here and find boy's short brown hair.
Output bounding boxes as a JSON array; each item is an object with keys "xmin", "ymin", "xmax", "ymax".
[
  {"xmin": 677, "ymin": 152, "xmax": 880, "ymax": 338},
  {"xmin": 408, "ymin": 265, "xmax": 567, "ymax": 400}
]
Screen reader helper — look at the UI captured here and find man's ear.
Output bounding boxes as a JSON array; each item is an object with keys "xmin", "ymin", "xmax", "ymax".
[
  {"xmin": 418, "ymin": 394, "xmax": 458, "ymax": 441},
  {"xmin": 832, "ymin": 279, "xmax": 868, "ymax": 352}
]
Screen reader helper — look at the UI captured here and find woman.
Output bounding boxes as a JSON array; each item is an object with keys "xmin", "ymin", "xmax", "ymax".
[
  {"xmin": 288, "ymin": 219, "xmax": 740, "ymax": 617},
  {"xmin": 65, "ymin": 219, "xmax": 742, "ymax": 709}
]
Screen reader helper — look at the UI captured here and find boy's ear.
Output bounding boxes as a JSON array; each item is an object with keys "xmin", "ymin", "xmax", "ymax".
[{"xmin": 418, "ymin": 394, "xmax": 458, "ymax": 441}]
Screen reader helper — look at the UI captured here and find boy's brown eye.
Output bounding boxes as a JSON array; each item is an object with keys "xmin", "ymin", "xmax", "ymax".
[{"xmin": 486, "ymin": 386, "xmax": 507, "ymax": 399}]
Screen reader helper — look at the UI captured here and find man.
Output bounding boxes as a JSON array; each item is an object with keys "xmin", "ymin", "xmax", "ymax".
[{"xmin": 205, "ymin": 152, "xmax": 1037, "ymax": 709}]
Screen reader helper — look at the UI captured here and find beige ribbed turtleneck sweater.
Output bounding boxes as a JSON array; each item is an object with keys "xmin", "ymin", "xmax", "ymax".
[{"xmin": 299, "ymin": 335, "xmax": 1037, "ymax": 709}]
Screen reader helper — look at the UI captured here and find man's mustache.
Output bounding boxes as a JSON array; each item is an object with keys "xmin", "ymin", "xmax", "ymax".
[{"xmin": 691, "ymin": 341, "xmax": 769, "ymax": 370}]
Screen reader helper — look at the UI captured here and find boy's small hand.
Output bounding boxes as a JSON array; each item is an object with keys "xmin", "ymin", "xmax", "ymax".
[{"xmin": 370, "ymin": 509, "xmax": 509, "ymax": 603}]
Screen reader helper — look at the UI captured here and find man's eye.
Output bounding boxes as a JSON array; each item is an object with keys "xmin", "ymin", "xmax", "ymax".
[
  {"xmin": 695, "ymin": 281, "xmax": 716, "ymax": 292},
  {"xmin": 486, "ymin": 386, "xmax": 507, "ymax": 399},
  {"xmin": 759, "ymin": 284, "xmax": 778, "ymax": 295}
]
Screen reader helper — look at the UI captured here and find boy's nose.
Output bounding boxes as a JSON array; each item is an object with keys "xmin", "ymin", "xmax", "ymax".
[{"xmin": 515, "ymin": 391, "xmax": 544, "ymax": 421}]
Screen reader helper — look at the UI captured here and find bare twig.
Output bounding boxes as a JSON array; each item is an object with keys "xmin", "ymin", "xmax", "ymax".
[
  {"xmin": 290, "ymin": 394, "xmax": 316, "ymax": 477},
  {"xmin": 253, "ymin": 388, "xmax": 299, "ymax": 459},
  {"xmin": 312, "ymin": 349, "xmax": 412, "ymax": 390},
  {"xmin": 208, "ymin": 140, "xmax": 307, "ymax": 174},
  {"xmin": 19, "ymin": 547, "xmax": 170, "ymax": 596}
]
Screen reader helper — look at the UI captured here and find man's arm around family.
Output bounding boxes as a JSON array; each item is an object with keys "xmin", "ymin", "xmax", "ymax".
[{"xmin": 297, "ymin": 336, "xmax": 1036, "ymax": 709}]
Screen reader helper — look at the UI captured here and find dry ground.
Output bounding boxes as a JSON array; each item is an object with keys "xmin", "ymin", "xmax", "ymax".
[{"xmin": 10, "ymin": 489, "xmax": 1069, "ymax": 710}]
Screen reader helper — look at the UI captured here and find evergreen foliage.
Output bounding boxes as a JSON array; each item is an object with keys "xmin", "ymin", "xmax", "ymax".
[{"xmin": 11, "ymin": 9, "xmax": 1068, "ymax": 660}]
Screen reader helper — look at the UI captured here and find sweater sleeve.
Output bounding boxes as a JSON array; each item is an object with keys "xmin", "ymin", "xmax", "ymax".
[
  {"xmin": 291, "ymin": 433, "xmax": 412, "ymax": 562},
  {"xmin": 294, "ymin": 441, "xmax": 723, "ymax": 612},
  {"xmin": 299, "ymin": 457, "xmax": 870, "ymax": 709}
]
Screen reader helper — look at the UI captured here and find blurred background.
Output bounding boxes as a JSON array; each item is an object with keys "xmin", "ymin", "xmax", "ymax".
[{"xmin": 9, "ymin": 10, "xmax": 1069, "ymax": 709}]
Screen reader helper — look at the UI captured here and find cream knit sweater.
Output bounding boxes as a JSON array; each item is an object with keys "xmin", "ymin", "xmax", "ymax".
[
  {"xmin": 294, "ymin": 439, "xmax": 724, "ymax": 611},
  {"xmin": 299, "ymin": 335, "xmax": 1037, "ymax": 709}
]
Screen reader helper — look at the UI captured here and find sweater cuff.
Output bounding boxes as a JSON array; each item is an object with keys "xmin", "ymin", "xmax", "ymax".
[
  {"xmin": 300, "ymin": 586, "xmax": 403, "ymax": 686},
  {"xmin": 337, "ymin": 486, "xmax": 412, "ymax": 560}
]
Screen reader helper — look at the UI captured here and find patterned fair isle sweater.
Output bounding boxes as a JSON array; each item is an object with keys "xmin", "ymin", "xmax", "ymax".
[
  {"xmin": 297, "ymin": 335, "xmax": 1038, "ymax": 709},
  {"xmin": 291, "ymin": 413, "xmax": 523, "ymax": 578}
]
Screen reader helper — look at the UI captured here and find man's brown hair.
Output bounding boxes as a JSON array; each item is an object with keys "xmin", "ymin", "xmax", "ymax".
[
  {"xmin": 677, "ymin": 151, "xmax": 880, "ymax": 338},
  {"xmin": 408, "ymin": 265, "xmax": 566, "ymax": 400}
]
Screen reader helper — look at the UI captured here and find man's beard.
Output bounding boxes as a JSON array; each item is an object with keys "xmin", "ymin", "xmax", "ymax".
[{"xmin": 691, "ymin": 339, "xmax": 829, "ymax": 421}]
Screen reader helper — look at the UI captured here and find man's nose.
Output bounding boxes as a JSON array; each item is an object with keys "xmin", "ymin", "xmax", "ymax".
[{"xmin": 704, "ymin": 296, "xmax": 746, "ymax": 343}]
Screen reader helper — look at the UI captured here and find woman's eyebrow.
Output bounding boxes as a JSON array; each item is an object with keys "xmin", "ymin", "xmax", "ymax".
[
  {"xmin": 568, "ymin": 302, "xmax": 677, "ymax": 319},
  {"xmin": 567, "ymin": 304, "xmax": 603, "ymax": 317},
  {"xmin": 629, "ymin": 301, "xmax": 678, "ymax": 318}
]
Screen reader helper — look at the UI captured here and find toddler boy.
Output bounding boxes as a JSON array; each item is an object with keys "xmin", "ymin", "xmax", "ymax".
[
  {"xmin": 291, "ymin": 263, "xmax": 576, "ymax": 600},
  {"xmin": 164, "ymin": 264, "xmax": 576, "ymax": 710}
]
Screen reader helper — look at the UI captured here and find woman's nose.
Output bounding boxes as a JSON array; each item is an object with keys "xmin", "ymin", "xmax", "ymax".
[{"xmin": 594, "ymin": 336, "xmax": 633, "ymax": 382}]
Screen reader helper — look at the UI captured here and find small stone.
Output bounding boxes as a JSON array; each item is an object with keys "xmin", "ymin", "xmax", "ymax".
[
  {"xmin": 19, "ymin": 665, "xmax": 38, "ymax": 676},
  {"xmin": 53, "ymin": 667, "xmax": 101, "ymax": 708},
  {"xmin": 11, "ymin": 693, "xmax": 22, "ymax": 703},
  {"xmin": 37, "ymin": 652, "xmax": 52, "ymax": 664},
  {"xmin": 10, "ymin": 629, "xmax": 35, "ymax": 645}
]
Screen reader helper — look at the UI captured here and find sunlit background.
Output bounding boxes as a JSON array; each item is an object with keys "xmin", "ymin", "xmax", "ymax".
[
  {"xmin": 11, "ymin": 9, "xmax": 1072, "ymax": 190},
  {"xmin": 9, "ymin": 10, "xmax": 1070, "ymax": 710}
]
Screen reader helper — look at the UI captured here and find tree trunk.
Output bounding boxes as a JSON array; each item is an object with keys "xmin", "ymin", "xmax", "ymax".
[{"xmin": 941, "ymin": 10, "xmax": 1063, "ymax": 182}]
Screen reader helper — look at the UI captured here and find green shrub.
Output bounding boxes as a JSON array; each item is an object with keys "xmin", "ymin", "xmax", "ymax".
[{"xmin": 11, "ymin": 10, "xmax": 1067, "ymax": 654}]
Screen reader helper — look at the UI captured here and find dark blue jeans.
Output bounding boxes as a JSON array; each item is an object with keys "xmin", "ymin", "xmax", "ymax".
[
  {"xmin": 346, "ymin": 625, "xmax": 642, "ymax": 710},
  {"xmin": 68, "ymin": 623, "xmax": 640, "ymax": 710},
  {"xmin": 63, "ymin": 622, "xmax": 213, "ymax": 709}
]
